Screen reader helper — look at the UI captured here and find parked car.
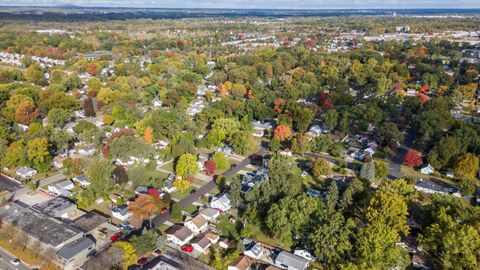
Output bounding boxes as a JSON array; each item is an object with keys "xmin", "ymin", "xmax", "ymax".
[
  {"xmin": 181, "ymin": 245, "xmax": 194, "ymax": 252},
  {"xmin": 10, "ymin": 258, "xmax": 20, "ymax": 266},
  {"xmin": 190, "ymin": 189, "xmax": 196, "ymax": 194},
  {"xmin": 110, "ymin": 232, "xmax": 123, "ymax": 241},
  {"xmin": 160, "ymin": 208, "xmax": 169, "ymax": 214}
]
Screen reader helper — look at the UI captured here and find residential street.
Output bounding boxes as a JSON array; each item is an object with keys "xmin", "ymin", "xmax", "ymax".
[
  {"xmin": 388, "ymin": 126, "xmax": 416, "ymax": 179},
  {"xmin": 0, "ymin": 246, "xmax": 33, "ymax": 270},
  {"xmin": 11, "ymin": 172, "xmax": 66, "ymax": 200},
  {"xmin": 152, "ymin": 148, "xmax": 266, "ymax": 227}
]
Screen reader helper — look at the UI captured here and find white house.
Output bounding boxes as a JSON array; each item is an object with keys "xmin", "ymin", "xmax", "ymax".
[
  {"xmin": 294, "ymin": 249, "xmax": 317, "ymax": 262},
  {"xmin": 166, "ymin": 226, "xmax": 194, "ymax": 246},
  {"xmin": 420, "ymin": 164, "xmax": 434, "ymax": 175},
  {"xmin": 184, "ymin": 214, "xmax": 208, "ymax": 235},
  {"xmin": 48, "ymin": 180, "xmax": 74, "ymax": 197},
  {"xmin": 78, "ymin": 146, "xmax": 96, "ymax": 156},
  {"xmin": 16, "ymin": 166, "xmax": 37, "ymax": 178},
  {"xmin": 191, "ymin": 235, "xmax": 212, "ymax": 254},
  {"xmin": 210, "ymin": 193, "xmax": 232, "ymax": 212},
  {"xmin": 111, "ymin": 205, "xmax": 130, "ymax": 221}
]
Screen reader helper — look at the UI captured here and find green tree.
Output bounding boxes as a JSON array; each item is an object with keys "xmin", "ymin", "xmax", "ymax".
[
  {"xmin": 130, "ymin": 229, "xmax": 161, "ymax": 256},
  {"xmin": 47, "ymin": 108, "xmax": 71, "ymax": 128},
  {"xmin": 25, "ymin": 64, "xmax": 44, "ymax": 85},
  {"xmin": 170, "ymin": 202, "xmax": 183, "ymax": 222},
  {"xmin": 211, "ymin": 152, "xmax": 229, "ymax": 170},
  {"xmin": 229, "ymin": 131, "xmax": 252, "ymax": 155},
  {"xmin": 360, "ymin": 161, "xmax": 375, "ymax": 181},
  {"xmin": 323, "ymin": 109, "xmax": 338, "ymax": 130},
  {"xmin": 27, "ymin": 137, "xmax": 51, "ymax": 171},
  {"xmin": 311, "ymin": 157, "xmax": 332, "ymax": 179},
  {"xmin": 175, "ymin": 153, "xmax": 198, "ymax": 178},
  {"xmin": 87, "ymin": 160, "xmax": 115, "ymax": 195}
]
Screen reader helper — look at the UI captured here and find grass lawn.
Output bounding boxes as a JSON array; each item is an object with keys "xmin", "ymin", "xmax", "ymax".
[
  {"xmin": 248, "ymin": 224, "xmax": 291, "ymax": 250},
  {"xmin": 158, "ymin": 223, "xmax": 171, "ymax": 233},
  {"xmin": 401, "ymin": 165, "xmax": 459, "ymax": 187},
  {"xmin": 0, "ymin": 239, "xmax": 60, "ymax": 270},
  {"xmin": 159, "ymin": 162, "xmax": 174, "ymax": 173},
  {"xmin": 216, "ymin": 215, "xmax": 240, "ymax": 240},
  {"xmin": 183, "ymin": 204, "xmax": 198, "ymax": 215},
  {"xmin": 171, "ymin": 186, "xmax": 195, "ymax": 200}
]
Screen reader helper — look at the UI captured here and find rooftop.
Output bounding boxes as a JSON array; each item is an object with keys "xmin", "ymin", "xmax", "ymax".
[
  {"xmin": 166, "ymin": 225, "xmax": 193, "ymax": 242},
  {"xmin": 72, "ymin": 211, "xmax": 109, "ymax": 232},
  {"xmin": 57, "ymin": 236, "xmax": 95, "ymax": 261},
  {"xmin": 0, "ymin": 202, "xmax": 82, "ymax": 248},
  {"xmin": 275, "ymin": 251, "xmax": 309, "ymax": 270},
  {"xmin": 32, "ymin": 197, "xmax": 77, "ymax": 218}
]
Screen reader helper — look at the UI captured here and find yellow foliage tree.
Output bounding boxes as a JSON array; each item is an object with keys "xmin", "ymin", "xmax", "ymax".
[{"xmin": 173, "ymin": 179, "xmax": 191, "ymax": 192}]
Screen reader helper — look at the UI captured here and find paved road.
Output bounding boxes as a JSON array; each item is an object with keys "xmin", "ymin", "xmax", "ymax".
[
  {"xmin": 0, "ymin": 174, "xmax": 20, "ymax": 193},
  {"xmin": 0, "ymin": 246, "xmax": 33, "ymax": 270},
  {"xmin": 163, "ymin": 246, "xmax": 214, "ymax": 270},
  {"xmin": 388, "ymin": 126, "xmax": 416, "ymax": 179},
  {"xmin": 152, "ymin": 148, "xmax": 266, "ymax": 227},
  {"xmin": 11, "ymin": 172, "xmax": 66, "ymax": 200}
]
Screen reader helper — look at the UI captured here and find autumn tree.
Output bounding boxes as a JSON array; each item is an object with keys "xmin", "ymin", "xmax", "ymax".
[
  {"xmin": 128, "ymin": 194, "xmax": 163, "ymax": 227},
  {"xmin": 84, "ymin": 97, "xmax": 95, "ymax": 117},
  {"xmin": 143, "ymin": 127, "xmax": 154, "ymax": 144},
  {"xmin": 454, "ymin": 153, "xmax": 479, "ymax": 180},
  {"xmin": 27, "ymin": 136, "xmax": 51, "ymax": 171},
  {"xmin": 175, "ymin": 153, "xmax": 198, "ymax": 178},
  {"xmin": 403, "ymin": 149, "xmax": 423, "ymax": 167},
  {"xmin": 204, "ymin": 160, "xmax": 217, "ymax": 175},
  {"xmin": 273, "ymin": 125, "xmax": 292, "ymax": 141},
  {"xmin": 86, "ymin": 62, "xmax": 99, "ymax": 76},
  {"xmin": 15, "ymin": 100, "xmax": 38, "ymax": 125},
  {"xmin": 25, "ymin": 64, "xmax": 44, "ymax": 85}
]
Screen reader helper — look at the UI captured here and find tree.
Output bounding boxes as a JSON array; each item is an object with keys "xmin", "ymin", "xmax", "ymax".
[
  {"xmin": 47, "ymin": 108, "xmax": 71, "ymax": 128},
  {"xmin": 269, "ymin": 137, "xmax": 281, "ymax": 152},
  {"xmin": 403, "ymin": 149, "xmax": 423, "ymax": 167},
  {"xmin": 360, "ymin": 161, "xmax": 375, "ymax": 181},
  {"xmin": 84, "ymin": 97, "xmax": 95, "ymax": 117},
  {"xmin": 86, "ymin": 62, "xmax": 99, "ymax": 76},
  {"xmin": 229, "ymin": 131, "xmax": 252, "ymax": 155},
  {"xmin": 291, "ymin": 134, "xmax": 310, "ymax": 154},
  {"xmin": 454, "ymin": 153, "xmax": 479, "ymax": 180},
  {"xmin": 87, "ymin": 160, "xmax": 115, "ymax": 195},
  {"xmin": 3, "ymin": 140, "xmax": 26, "ymax": 167},
  {"xmin": 130, "ymin": 229, "xmax": 161, "ymax": 256},
  {"xmin": 323, "ymin": 109, "xmax": 339, "ymax": 130},
  {"xmin": 206, "ymin": 128, "xmax": 226, "ymax": 147},
  {"xmin": 129, "ymin": 194, "xmax": 162, "ymax": 227},
  {"xmin": 173, "ymin": 178, "xmax": 191, "ymax": 192},
  {"xmin": 419, "ymin": 207, "xmax": 480, "ymax": 270},
  {"xmin": 170, "ymin": 202, "xmax": 183, "ymax": 222},
  {"xmin": 204, "ymin": 160, "xmax": 217, "ymax": 175},
  {"xmin": 27, "ymin": 137, "xmax": 51, "ymax": 171},
  {"xmin": 109, "ymin": 242, "xmax": 137, "ymax": 269},
  {"xmin": 374, "ymin": 161, "xmax": 389, "ymax": 180},
  {"xmin": 211, "ymin": 152, "xmax": 229, "ymax": 170},
  {"xmin": 175, "ymin": 153, "xmax": 198, "ymax": 178},
  {"xmin": 25, "ymin": 64, "xmax": 44, "ymax": 85},
  {"xmin": 311, "ymin": 157, "xmax": 332, "ymax": 179},
  {"xmin": 293, "ymin": 108, "xmax": 314, "ymax": 133},
  {"xmin": 273, "ymin": 125, "xmax": 292, "ymax": 141},
  {"xmin": 15, "ymin": 100, "xmax": 38, "ymax": 125},
  {"xmin": 143, "ymin": 127, "xmax": 154, "ymax": 144}
]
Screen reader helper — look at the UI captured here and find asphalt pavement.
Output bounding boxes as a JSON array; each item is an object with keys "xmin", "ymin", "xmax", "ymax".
[
  {"xmin": 152, "ymin": 148, "xmax": 266, "ymax": 227},
  {"xmin": 388, "ymin": 126, "xmax": 416, "ymax": 179},
  {"xmin": 0, "ymin": 246, "xmax": 33, "ymax": 270}
]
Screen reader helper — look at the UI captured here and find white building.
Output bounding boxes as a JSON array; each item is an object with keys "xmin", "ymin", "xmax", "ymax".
[{"xmin": 210, "ymin": 193, "xmax": 232, "ymax": 212}]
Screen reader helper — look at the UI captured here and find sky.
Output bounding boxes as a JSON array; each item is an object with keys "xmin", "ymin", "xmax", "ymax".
[{"xmin": 0, "ymin": 0, "xmax": 480, "ymax": 9}]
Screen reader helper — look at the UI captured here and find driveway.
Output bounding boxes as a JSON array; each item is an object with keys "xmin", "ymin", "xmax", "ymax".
[
  {"xmin": 152, "ymin": 148, "xmax": 266, "ymax": 227},
  {"xmin": 0, "ymin": 174, "xmax": 20, "ymax": 193}
]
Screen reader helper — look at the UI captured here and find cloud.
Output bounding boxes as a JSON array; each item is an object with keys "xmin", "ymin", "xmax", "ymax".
[{"xmin": 0, "ymin": 0, "xmax": 479, "ymax": 9}]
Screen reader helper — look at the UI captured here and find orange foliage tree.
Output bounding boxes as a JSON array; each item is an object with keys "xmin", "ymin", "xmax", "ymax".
[
  {"xmin": 144, "ymin": 127, "xmax": 154, "ymax": 144},
  {"xmin": 15, "ymin": 100, "xmax": 38, "ymax": 125},
  {"xmin": 274, "ymin": 125, "xmax": 292, "ymax": 141},
  {"xmin": 128, "ymin": 194, "xmax": 164, "ymax": 227}
]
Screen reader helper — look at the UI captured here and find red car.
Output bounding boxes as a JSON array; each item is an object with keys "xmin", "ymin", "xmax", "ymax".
[
  {"xmin": 137, "ymin": 257, "xmax": 148, "ymax": 265},
  {"xmin": 181, "ymin": 245, "xmax": 193, "ymax": 252},
  {"xmin": 110, "ymin": 232, "xmax": 123, "ymax": 242},
  {"xmin": 160, "ymin": 208, "xmax": 169, "ymax": 214}
]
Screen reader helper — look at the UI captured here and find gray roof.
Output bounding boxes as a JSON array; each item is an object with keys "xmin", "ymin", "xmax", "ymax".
[
  {"xmin": 415, "ymin": 179, "xmax": 452, "ymax": 193},
  {"xmin": 56, "ymin": 179, "xmax": 73, "ymax": 189},
  {"xmin": 74, "ymin": 175, "xmax": 90, "ymax": 184},
  {"xmin": 32, "ymin": 197, "xmax": 77, "ymax": 218},
  {"xmin": 57, "ymin": 237, "xmax": 95, "ymax": 260},
  {"xmin": 16, "ymin": 166, "xmax": 36, "ymax": 176},
  {"xmin": 275, "ymin": 251, "xmax": 309, "ymax": 270},
  {"xmin": 72, "ymin": 211, "xmax": 109, "ymax": 232},
  {"xmin": 0, "ymin": 203, "xmax": 81, "ymax": 248},
  {"xmin": 166, "ymin": 225, "xmax": 193, "ymax": 242}
]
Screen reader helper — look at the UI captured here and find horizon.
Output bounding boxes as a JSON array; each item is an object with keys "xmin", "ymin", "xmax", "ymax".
[{"xmin": 1, "ymin": 0, "xmax": 480, "ymax": 9}]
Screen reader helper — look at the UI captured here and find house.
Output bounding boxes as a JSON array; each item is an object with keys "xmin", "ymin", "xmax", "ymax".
[
  {"xmin": 53, "ymin": 155, "xmax": 65, "ymax": 169},
  {"xmin": 73, "ymin": 175, "xmax": 91, "ymax": 187},
  {"xmin": 191, "ymin": 234, "xmax": 212, "ymax": 254},
  {"xmin": 306, "ymin": 189, "xmax": 322, "ymax": 198},
  {"xmin": 219, "ymin": 238, "xmax": 231, "ymax": 249},
  {"xmin": 56, "ymin": 236, "xmax": 95, "ymax": 269},
  {"xmin": 274, "ymin": 251, "xmax": 309, "ymax": 270},
  {"xmin": 241, "ymin": 171, "xmax": 268, "ymax": 193},
  {"xmin": 210, "ymin": 193, "xmax": 232, "ymax": 212},
  {"xmin": 244, "ymin": 240, "xmax": 265, "ymax": 260},
  {"xmin": 166, "ymin": 225, "xmax": 194, "ymax": 246},
  {"xmin": 78, "ymin": 146, "xmax": 96, "ymax": 156},
  {"xmin": 184, "ymin": 214, "xmax": 208, "ymax": 235},
  {"xmin": 143, "ymin": 256, "xmax": 182, "ymax": 270},
  {"xmin": 415, "ymin": 178, "xmax": 456, "ymax": 195},
  {"xmin": 111, "ymin": 205, "xmax": 130, "ymax": 221},
  {"xmin": 221, "ymin": 144, "xmax": 234, "ymax": 156},
  {"xmin": 293, "ymin": 249, "xmax": 316, "ymax": 262},
  {"xmin": 420, "ymin": 164, "xmax": 434, "ymax": 175},
  {"xmin": 199, "ymin": 208, "xmax": 220, "ymax": 221},
  {"xmin": 205, "ymin": 232, "xmax": 220, "ymax": 244},
  {"xmin": 162, "ymin": 176, "xmax": 177, "ymax": 193},
  {"xmin": 16, "ymin": 166, "xmax": 37, "ymax": 178},
  {"xmin": 48, "ymin": 180, "xmax": 75, "ymax": 197},
  {"xmin": 251, "ymin": 121, "xmax": 273, "ymax": 138},
  {"xmin": 228, "ymin": 256, "xmax": 253, "ymax": 270}
]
